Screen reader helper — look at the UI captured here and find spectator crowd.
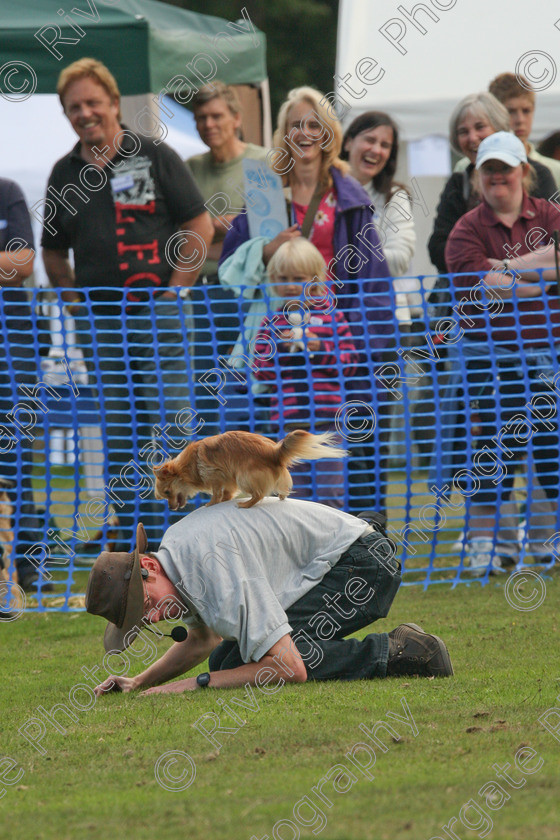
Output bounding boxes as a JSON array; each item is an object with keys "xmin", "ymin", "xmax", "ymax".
[{"xmin": 2, "ymin": 59, "xmax": 559, "ymax": 590}]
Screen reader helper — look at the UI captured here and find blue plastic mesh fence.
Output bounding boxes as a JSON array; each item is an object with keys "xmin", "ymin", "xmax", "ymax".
[{"xmin": 1, "ymin": 275, "xmax": 558, "ymax": 611}]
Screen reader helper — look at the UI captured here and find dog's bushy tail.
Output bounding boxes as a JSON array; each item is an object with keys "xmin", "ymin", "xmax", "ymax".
[{"xmin": 277, "ymin": 430, "xmax": 347, "ymax": 465}]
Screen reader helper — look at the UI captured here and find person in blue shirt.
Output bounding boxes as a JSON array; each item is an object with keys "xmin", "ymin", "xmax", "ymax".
[{"xmin": 0, "ymin": 177, "xmax": 48, "ymax": 593}]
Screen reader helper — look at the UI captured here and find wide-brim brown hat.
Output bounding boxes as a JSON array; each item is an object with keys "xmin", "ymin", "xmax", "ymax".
[{"xmin": 85, "ymin": 523, "xmax": 148, "ymax": 653}]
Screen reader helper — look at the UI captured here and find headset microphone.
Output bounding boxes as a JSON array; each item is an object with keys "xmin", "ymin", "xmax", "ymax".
[
  {"xmin": 139, "ymin": 566, "xmax": 188, "ymax": 642},
  {"xmin": 143, "ymin": 625, "xmax": 188, "ymax": 642}
]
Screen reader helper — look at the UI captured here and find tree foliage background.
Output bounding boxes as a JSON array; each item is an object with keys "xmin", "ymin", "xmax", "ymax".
[{"xmin": 160, "ymin": 0, "xmax": 339, "ymax": 117}]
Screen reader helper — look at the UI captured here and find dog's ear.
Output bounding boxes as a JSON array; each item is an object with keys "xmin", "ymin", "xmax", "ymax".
[{"xmin": 154, "ymin": 462, "xmax": 176, "ymax": 478}]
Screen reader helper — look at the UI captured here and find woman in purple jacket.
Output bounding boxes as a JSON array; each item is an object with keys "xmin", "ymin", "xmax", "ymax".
[
  {"xmin": 220, "ymin": 86, "xmax": 392, "ymax": 348},
  {"xmin": 219, "ymin": 87, "xmax": 395, "ymax": 515}
]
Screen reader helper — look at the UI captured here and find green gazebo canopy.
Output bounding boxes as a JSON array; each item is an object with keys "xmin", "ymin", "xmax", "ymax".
[{"xmin": 0, "ymin": 0, "xmax": 267, "ymax": 95}]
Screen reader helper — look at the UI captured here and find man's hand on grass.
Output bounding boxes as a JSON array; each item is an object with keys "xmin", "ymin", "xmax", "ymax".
[
  {"xmin": 94, "ymin": 675, "xmax": 138, "ymax": 696},
  {"xmin": 140, "ymin": 677, "xmax": 198, "ymax": 696}
]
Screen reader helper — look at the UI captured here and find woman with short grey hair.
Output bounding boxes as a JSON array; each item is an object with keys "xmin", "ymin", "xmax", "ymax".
[{"xmin": 428, "ymin": 92, "xmax": 555, "ymax": 274}]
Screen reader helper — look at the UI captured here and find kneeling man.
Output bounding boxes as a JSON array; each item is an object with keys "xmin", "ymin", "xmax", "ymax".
[{"xmin": 86, "ymin": 498, "xmax": 453, "ymax": 696}]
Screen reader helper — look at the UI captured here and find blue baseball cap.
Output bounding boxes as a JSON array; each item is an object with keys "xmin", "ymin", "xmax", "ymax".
[{"xmin": 475, "ymin": 131, "xmax": 528, "ymax": 169}]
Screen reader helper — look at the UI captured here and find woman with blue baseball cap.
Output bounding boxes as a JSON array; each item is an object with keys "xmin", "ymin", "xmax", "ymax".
[{"xmin": 441, "ymin": 131, "xmax": 560, "ymax": 575}]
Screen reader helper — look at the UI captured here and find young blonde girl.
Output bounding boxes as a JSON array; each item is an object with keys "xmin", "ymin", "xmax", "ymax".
[{"xmin": 253, "ymin": 239, "xmax": 358, "ymax": 509}]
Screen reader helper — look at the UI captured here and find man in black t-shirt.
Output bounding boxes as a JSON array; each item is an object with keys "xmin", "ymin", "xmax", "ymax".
[{"xmin": 41, "ymin": 59, "xmax": 214, "ymax": 551}]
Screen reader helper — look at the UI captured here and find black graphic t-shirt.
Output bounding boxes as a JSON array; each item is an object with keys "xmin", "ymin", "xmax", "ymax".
[{"xmin": 41, "ymin": 129, "xmax": 205, "ymax": 303}]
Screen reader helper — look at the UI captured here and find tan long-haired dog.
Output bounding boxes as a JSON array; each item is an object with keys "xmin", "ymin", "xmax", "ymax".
[{"xmin": 153, "ymin": 429, "xmax": 347, "ymax": 509}]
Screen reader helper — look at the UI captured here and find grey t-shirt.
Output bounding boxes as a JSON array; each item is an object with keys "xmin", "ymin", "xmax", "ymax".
[
  {"xmin": 154, "ymin": 498, "xmax": 370, "ymax": 662},
  {"xmin": 187, "ymin": 142, "xmax": 269, "ymax": 276}
]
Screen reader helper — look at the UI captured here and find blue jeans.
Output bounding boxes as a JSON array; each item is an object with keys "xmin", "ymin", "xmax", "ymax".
[
  {"xmin": 0, "ymin": 309, "xmax": 44, "ymax": 577},
  {"xmin": 209, "ymin": 529, "xmax": 402, "ymax": 680}
]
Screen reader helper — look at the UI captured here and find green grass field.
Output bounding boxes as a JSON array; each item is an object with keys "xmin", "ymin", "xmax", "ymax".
[{"xmin": 2, "ymin": 577, "xmax": 559, "ymax": 840}]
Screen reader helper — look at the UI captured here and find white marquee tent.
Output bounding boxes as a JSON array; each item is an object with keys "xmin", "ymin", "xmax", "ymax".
[{"xmin": 337, "ymin": 0, "xmax": 560, "ymax": 140}]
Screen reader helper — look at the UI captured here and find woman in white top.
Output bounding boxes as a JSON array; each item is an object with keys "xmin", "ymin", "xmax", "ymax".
[
  {"xmin": 341, "ymin": 111, "xmax": 416, "ymax": 280},
  {"xmin": 342, "ymin": 113, "xmax": 427, "ymax": 466}
]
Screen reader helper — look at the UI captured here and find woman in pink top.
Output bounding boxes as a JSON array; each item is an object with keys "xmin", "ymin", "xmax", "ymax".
[{"xmin": 220, "ymin": 87, "xmax": 395, "ymax": 516}]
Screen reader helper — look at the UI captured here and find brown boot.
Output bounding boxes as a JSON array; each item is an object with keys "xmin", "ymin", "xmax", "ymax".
[{"xmin": 387, "ymin": 623, "xmax": 453, "ymax": 677}]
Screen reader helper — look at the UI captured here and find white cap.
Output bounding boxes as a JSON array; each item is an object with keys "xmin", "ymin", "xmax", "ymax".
[{"xmin": 475, "ymin": 131, "xmax": 528, "ymax": 169}]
